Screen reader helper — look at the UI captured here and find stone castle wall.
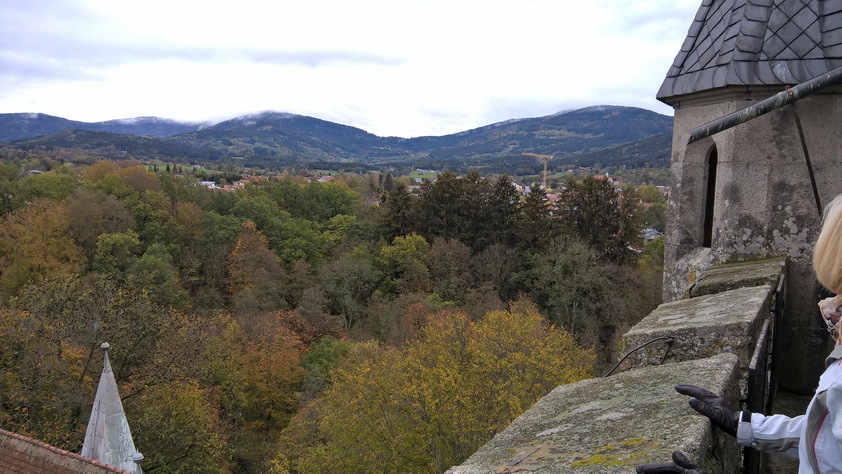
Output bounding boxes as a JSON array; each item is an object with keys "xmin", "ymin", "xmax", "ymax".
[{"xmin": 447, "ymin": 258, "xmax": 786, "ymax": 473}]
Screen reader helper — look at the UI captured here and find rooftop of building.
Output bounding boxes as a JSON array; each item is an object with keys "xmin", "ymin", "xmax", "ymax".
[
  {"xmin": 0, "ymin": 429, "xmax": 129, "ymax": 474},
  {"xmin": 658, "ymin": 0, "xmax": 842, "ymax": 101}
]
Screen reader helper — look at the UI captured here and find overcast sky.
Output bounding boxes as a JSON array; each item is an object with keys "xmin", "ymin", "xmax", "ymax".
[{"xmin": 0, "ymin": 0, "xmax": 701, "ymax": 138}]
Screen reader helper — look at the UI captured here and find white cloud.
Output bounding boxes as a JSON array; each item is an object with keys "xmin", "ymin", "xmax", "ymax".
[{"xmin": 0, "ymin": 0, "xmax": 700, "ymax": 137}]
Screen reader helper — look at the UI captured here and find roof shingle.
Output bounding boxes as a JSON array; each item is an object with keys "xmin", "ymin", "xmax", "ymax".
[
  {"xmin": 658, "ymin": 0, "xmax": 842, "ymax": 100},
  {"xmin": 0, "ymin": 429, "xmax": 130, "ymax": 474}
]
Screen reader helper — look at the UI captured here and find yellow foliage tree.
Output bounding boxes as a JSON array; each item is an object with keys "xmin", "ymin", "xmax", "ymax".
[
  {"xmin": 126, "ymin": 380, "xmax": 228, "ymax": 474},
  {"xmin": 0, "ymin": 198, "xmax": 83, "ymax": 301},
  {"xmin": 281, "ymin": 301, "xmax": 595, "ymax": 473},
  {"xmin": 226, "ymin": 220, "xmax": 272, "ymax": 295}
]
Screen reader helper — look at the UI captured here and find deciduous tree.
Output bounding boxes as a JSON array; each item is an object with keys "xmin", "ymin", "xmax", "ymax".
[
  {"xmin": 0, "ymin": 309, "xmax": 90, "ymax": 449},
  {"xmin": 515, "ymin": 240, "xmax": 614, "ymax": 336},
  {"xmin": 67, "ymin": 189, "xmax": 134, "ymax": 269},
  {"xmin": 0, "ymin": 199, "xmax": 84, "ymax": 301},
  {"xmin": 472, "ymin": 242, "xmax": 518, "ymax": 300},
  {"xmin": 299, "ymin": 335, "xmax": 353, "ymax": 400},
  {"xmin": 426, "ymin": 237, "xmax": 472, "ymax": 304},
  {"xmin": 281, "ymin": 302, "xmax": 594, "ymax": 472},
  {"xmin": 320, "ymin": 248, "xmax": 382, "ymax": 330},
  {"xmin": 13, "ymin": 275, "xmax": 185, "ymax": 385},
  {"xmin": 379, "ymin": 232, "xmax": 431, "ymax": 296},
  {"xmin": 92, "ymin": 230, "xmax": 141, "ymax": 276},
  {"xmin": 300, "ymin": 181, "xmax": 360, "ymax": 223},
  {"xmin": 194, "ymin": 211, "xmax": 241, "ymax": 309},
  {"xmin": 130, "ymin": 190, "xmax": 179, "ymax": 248},
  {"xmin": 226, "ymin": 221, "xmax": 289, "ymax": 315},
  {"xmin": 200, "ymin": 312, "xmax": 306, "ymax": 471},
  {"xmin": 126, "ymin": 381, "xmax": 228, "ymax": 474},
  {"xmin": 18, "ymin": 167, "xmax": 80, "ymax": 202},
  {"xmin": 126, "ymin": 244, "xmax": 189, "ymax": 311}
]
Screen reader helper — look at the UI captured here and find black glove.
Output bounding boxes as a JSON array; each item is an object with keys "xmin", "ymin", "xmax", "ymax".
[
  {"xmin": 636, "ymin": 451, "xmax": 708, "ymax": 473},
  {"xmin": 675, "ymin": 384, "xmax": 739, "ymax": 437}
]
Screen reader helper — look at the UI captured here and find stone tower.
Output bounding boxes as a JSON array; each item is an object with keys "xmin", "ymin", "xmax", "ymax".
[{"xmin": 658, "ymin": 0, "xmax": 842, "ymax": 392}]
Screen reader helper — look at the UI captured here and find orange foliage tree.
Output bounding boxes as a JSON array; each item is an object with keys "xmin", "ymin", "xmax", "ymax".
[
  {"xmin": 226, "ymin": 221, "xmax": 289, "ymax": 315},
  {"xmin": 201, "ymin": 312, "xmax": 307, "ymax": 471}
]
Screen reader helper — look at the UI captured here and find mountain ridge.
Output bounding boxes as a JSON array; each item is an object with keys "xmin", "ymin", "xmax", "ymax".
[
  {"xmin": 0, "ymin": 113, "xmax": 211, "ymax": 142},
  {"xmin": 0, "ymin": 106, "xmax": 673, "ymax": 171}
]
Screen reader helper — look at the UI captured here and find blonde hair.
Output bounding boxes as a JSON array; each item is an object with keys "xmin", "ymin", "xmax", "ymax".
[{"xmin": 814, "ymin": 194, "xmax": 842, "ymax": 294}]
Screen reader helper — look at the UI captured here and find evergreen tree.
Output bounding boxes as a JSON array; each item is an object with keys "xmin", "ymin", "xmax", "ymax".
[
  {"xmin": 557, "ymin": 177, "xmax": 643, "ymax": 264},
  {"xmin": 381, "ymin": 180, "xmax": 418, "ymax": 240},
  {"xmin": 417, "ymin": 171, "xmax": 461, "ymax": 240},
  {"xmin": 382, "ymin": 172, "xmax": 396, "ymax": 193},
  {"xmin": 516, "ymin": 183, "xmax": 555, "ymax": 254},
  {"xmin": 485, "ymin": 174, "xmax": 520, "ymax": 248},
  {"xmin": 456, "ymin": 169, "xmax": 490, "ymax": 251}
]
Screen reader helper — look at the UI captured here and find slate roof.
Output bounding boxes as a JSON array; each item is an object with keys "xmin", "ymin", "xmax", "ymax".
[{"xmin": 658, "ymin": 0, "xmax": 842, "ymax": 101}]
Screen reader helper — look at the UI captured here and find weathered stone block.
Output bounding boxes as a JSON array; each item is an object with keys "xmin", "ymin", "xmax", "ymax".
[
  {"xmin": 687, "ymin": 258, "xmax": 785, "ymax": 298},
  {"xmin": 622, "ymin": 285, "xmax": 771, "ymax": 371},
  {"xmin": 446, "ymin": 353, "xmax": 741, "ymax": 474}
]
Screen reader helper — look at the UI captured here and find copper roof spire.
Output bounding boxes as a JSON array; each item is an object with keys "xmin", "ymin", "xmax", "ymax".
[{"xmin": 81, "ymin": 343, "xmax": 143, "ymax": 474}]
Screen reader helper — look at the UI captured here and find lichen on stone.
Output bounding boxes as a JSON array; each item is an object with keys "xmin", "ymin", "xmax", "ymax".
[{"xmin": 568, "ymin": 439, "xmax": 662, "ymax": 468}]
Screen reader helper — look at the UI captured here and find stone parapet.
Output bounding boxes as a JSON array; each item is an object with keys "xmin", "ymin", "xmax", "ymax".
[
  {"xmin": 685, "ymin": 258, "xmax": 785, "ymax": 298},
  {"xmin": 621, "ymin": 285, "xmax": 771, "ymax": 372},
  {"xmin": 446, "ymin": 354, "xmax": 742, "ymax": 474},
  {"xmin": 449, "ymin": 258, "xmax": 786, "ymax": 473}
]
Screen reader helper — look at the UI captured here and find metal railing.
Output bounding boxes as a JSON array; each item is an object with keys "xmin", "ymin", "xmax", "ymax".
[{"xmin": 743, "ymin": 272, "xmax": 786, "ymax": 474}]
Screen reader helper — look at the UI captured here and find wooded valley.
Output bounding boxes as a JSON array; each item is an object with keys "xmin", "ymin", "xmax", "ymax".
[{"xmin": 0, "ymin": 155, "xmax": 666, "ymax": 473}]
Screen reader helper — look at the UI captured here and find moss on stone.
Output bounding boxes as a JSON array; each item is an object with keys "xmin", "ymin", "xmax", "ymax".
[{"xmin": 568, "ymin": 439, "xmax": 661, "ymax": 467}]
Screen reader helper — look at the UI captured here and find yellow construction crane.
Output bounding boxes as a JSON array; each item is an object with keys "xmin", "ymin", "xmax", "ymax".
[{"xmin": 522, "ymin": 153, "xmax": 553, "ymax": 189}]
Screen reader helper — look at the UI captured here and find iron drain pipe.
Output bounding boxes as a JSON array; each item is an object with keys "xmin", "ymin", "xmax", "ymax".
[{"xmin": 687, "ymin": 65, "xmax": 842, "ymax": 145}]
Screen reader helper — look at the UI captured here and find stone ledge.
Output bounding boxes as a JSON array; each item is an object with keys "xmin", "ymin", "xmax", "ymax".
[
  {"xmin": 686, "ymin": 258, "xmax": 785, "ymax": 298},
  {"xmin": 446, "ymin": 353, "xmax": 741, "ymax": 474},
  {"xmin": 621, "ymin": 285, "xmax": 771, "ymax": 371}
]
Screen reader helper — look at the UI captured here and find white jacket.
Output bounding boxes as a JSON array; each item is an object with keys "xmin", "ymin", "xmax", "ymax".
[{"xmin": 737, "ymin": 345, "xmax": 842, "ymax": 473}]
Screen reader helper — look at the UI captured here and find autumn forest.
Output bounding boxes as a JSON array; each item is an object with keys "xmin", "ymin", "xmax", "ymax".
[{"xmin": 0, "ymin": 154, "xmax": 667, "ymax": 473}]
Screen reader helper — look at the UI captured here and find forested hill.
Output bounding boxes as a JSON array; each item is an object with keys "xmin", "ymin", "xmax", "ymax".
[
  {"xmin": 1, "ymin": 106, "xmax": 673, "ymax": 170},
  {"xmin": 0, "ymin": 113, "xmax": 206, "ymax": 141}
]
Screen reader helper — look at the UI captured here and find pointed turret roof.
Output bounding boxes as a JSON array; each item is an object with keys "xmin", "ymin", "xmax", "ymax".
[
  {"xmin": 658, "ymin": 0, "xmax": 842, "ymax": 102},
  {"xmin": 81, "ymin": 343, "xmax": 143, "ymax": 474}
]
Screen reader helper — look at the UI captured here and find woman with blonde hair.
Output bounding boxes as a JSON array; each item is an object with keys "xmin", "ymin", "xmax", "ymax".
[{"xmin": 637, "ymin": 194, "xmax": 842, "ymax": 473}]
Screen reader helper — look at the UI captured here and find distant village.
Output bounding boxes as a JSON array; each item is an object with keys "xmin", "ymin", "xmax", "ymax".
[{"xmin": 191, "ymin": 167, "xmax": 669, "ymax": 198}]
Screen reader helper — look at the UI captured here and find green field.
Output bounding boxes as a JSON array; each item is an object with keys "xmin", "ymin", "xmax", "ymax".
[{"xmin": 406, "ymin": 170, "xmax": 439, "ymax": 180}]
